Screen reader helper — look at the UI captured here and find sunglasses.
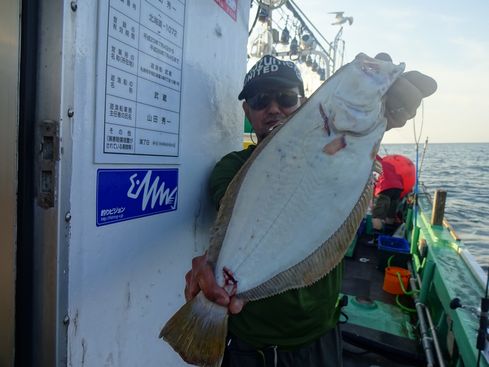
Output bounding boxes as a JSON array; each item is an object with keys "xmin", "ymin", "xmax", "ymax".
[{"xmin": 246, "ymin": 91, "xmax": 300, "ymax": 110}]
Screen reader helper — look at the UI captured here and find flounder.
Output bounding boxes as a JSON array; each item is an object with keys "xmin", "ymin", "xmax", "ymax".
[{"xmin": 160, "ymin": 53, "xmax": 406, "ymax": 366}]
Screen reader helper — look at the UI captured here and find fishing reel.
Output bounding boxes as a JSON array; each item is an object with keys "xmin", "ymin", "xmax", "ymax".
[
  {"xmin": 450, "ymin": 290, "xmax": 489, "ymax": 366},
  {"xmin": 449, "ymin": 297, "xmax": 481, "ymax": 317}
]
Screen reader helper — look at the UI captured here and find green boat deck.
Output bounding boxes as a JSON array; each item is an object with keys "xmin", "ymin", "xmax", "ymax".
[
  {"xmin": 341, "ymin": 227, "xmax": 423, "ymax": 366},
  {"xmin": 338, "ymin": 190, "xmax": 488, "ymax": 366}
]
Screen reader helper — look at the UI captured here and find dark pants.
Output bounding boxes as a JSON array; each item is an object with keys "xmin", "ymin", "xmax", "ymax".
[
  {"xmin": 372, "ymin": 188, "xmax": 402, "ymax": 220},
  {"xmin": 221, "ymin": 326, "xmax": 343, "ymax": 367}
]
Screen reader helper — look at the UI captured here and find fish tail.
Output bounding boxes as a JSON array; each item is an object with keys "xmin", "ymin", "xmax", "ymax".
[{"xmin": 159, "ymin": 291, "xmax": 228, "ymax": 367}]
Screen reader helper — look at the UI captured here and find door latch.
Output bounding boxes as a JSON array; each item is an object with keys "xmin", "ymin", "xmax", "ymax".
[{"xmin": 37, "ymin": 120, "xmax": 60, "ymax": 208}]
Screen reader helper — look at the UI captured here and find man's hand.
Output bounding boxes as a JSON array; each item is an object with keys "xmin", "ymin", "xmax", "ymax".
[
  {"xmin": 184, "ymin": 253, "xmax": 245, "ymax": 314},
  {"xmin": 376, "ymin": 52, "xmax": 438, "ymax": 130}
]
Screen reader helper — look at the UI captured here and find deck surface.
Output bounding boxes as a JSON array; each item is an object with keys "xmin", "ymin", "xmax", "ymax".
[{"xmin": 341, "ymin": 232, "xmax": 423, "ymax": 366}]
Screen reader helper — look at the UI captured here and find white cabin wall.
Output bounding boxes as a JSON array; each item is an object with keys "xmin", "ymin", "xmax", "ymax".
[{"xmin": 67, "ymin": 1, "xmax": 249, "ymax": 365}]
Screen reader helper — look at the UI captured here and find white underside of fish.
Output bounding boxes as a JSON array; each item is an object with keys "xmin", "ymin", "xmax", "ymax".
[{"xmin": 211, "ymin": 53, "xmax": 405, "ymax": 299}]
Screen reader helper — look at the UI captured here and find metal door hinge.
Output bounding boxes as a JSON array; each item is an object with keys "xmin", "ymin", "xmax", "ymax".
[{"xmin": 37, "ymin": 119, "xmax": 60, "ymax": 208}]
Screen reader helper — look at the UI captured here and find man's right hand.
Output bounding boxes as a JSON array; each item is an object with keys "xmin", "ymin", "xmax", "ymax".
[{"xmin": 184, "ymin": 253, "xmax": 245, "ymax": 314}]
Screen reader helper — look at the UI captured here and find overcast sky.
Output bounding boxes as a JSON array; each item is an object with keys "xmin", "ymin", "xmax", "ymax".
[{"xmin": 294, "ymin": 0, "xmax": 489, "ymax": 144}]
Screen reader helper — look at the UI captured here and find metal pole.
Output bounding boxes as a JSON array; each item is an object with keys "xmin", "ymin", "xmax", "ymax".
[
  {"xmin": 407, "ymin": 263, "xmax": 435, "ymax": 366},
  {"xmin": 408, "ymin": 254, "xmax": 445, "ymax": 367},
  {"xmin": 415, "ymin": 265, "xmax": 446, "ymax": 367}
]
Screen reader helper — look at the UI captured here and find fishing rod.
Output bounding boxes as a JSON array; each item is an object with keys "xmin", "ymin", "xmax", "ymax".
[
  {"xmin": 476, "ymin": 268, "xmax": 489, "ymax": 366},
  {"xmin": 412, "ymin": 101, "xmax": 425, "ymax": 228}
]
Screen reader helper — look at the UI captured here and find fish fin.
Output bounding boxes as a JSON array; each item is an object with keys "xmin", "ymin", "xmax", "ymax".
[
  {"xmin": 160, "ymin": 291, "xmax": 228, "ymax": 366},
  {"xmin": 374, "ymin": 159, "xmax": 383, "ymax": 174}
]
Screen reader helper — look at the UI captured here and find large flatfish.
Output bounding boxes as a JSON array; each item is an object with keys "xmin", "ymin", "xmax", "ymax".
[{"xmin": 160, "ymin": 53, "xmax": 405, "ymax": 366}]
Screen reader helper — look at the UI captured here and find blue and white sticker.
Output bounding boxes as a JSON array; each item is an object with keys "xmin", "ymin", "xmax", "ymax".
[{"xmin": 96, "ymin": 168, "xmax": 178, "ymax": 226}]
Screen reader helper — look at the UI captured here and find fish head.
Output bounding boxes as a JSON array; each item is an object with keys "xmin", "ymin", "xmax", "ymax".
[{"xmin": 327, "ymin": 53, "xmax": 405, "ymax": 137}]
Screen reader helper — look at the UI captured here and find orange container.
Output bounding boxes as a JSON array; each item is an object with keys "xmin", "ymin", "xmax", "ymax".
[{"xmin": 383, "ymin": 266, "xmax": 411, "ymax": 295}]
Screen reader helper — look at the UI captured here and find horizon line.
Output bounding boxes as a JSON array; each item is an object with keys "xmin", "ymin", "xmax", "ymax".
[{"xmin": 383, "ymin": 141, "xmax": 489, "ymax": 144}]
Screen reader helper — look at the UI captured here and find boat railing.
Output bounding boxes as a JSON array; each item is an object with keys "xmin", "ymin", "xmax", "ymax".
[
  {"xmin": 419, "ymin": 182, "xmax": 487, "ymax": 289},
  {"xmin": 412, "ymin": 183, "xmax": 489, "ymax": 366}
]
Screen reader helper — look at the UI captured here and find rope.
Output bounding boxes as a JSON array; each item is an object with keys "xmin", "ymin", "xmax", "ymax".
[
  {"xmin": 412, "ymin": 101, "xmax": 425, "ymax": 145},
  {"xmin": 396, "ymin": 295, "xmax": 417, "ymax": 313},
  {"xmin": 387, "ymin": 256, "xmax": 418, "ymax": 313},
  {"xmin": 417, "ymin": 137, "xmax": 429, "ymax": 182},
  {"xmin": 387, "ymin": 255, "xmax": 395, "ymax": 267},
  {"xmin": 396, "ymin": 271, "xmax": 418, "ymax": 296}
]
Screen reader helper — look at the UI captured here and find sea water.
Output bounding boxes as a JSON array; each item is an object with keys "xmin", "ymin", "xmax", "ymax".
[{"xmin": 382, "ymin": 143, "xmax": 489, "ymax": 267}]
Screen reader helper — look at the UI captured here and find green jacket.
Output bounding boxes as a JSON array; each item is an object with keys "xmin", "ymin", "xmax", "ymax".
[{"xmin": 209, "ymin": 145, "xmax": 343, "ymax": 349}]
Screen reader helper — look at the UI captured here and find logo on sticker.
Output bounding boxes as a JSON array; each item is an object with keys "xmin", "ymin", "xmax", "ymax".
[
  {"xmin": 97, "ymin": 168, "xmax": 178, "ymax": 226},
  {"xmin": 127, "ymin": 170, "xmax": 178, "ymax": 211}
]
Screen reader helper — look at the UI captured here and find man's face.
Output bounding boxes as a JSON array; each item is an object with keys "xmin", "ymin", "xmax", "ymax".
[{"xmin": 243, "ymin": 86, "xmax": 302, "ymax": 142}]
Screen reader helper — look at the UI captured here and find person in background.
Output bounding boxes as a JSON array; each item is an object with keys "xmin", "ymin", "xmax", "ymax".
[
  {"xmin": 185, "ymin": 53, "xmax": 437, "ymax": 367},
  {"xmin": 371, "ymin": 155, "xmax": 404, "ymax": 231}
]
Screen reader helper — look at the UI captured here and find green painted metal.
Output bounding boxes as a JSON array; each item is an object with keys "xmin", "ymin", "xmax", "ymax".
[
  {"xmin": 413, "ymin": 193, "xmax": 488, "ymax": 367},
  {"xmin": 345, "ymin": 235, "xmax": 357, "ymax": 258},
  {"xmin": 412, "ymin": 253, "xmax": 422, "ymax": 274},
  {"xmin": 342, "ymin": 296, "xmax": 416, "ymax": 340},
  {"xmin": 419, "ymin": 260, "xmax": 435, "ymax": 304},
  {"xmin": 410, "ymin": 226, "xmax": 420, "ymax": 255},
  {"xmin": 436, "ymin": 310, "xmax": 446, "ymax": 332}
]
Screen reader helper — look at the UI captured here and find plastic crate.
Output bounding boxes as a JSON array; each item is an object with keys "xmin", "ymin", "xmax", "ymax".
[{"xmin": 377, "ymin": 235, "xmax": 411, "ymax": 270}]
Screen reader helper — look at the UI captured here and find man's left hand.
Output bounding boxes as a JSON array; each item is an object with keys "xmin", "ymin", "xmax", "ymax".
[{"xmin": 376, "ymin": 53, "xmax": 438, "ymax": 130}]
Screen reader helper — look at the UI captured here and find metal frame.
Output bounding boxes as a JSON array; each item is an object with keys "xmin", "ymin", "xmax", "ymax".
[
  {"xmin": 31, "ymin": 0, "xmax": 75, "ymax": 365},
  {"xmin": 0, "ymin": 1, "xmax": 21, "ymax": 366},
  {"xmin": 16, "ymin": 0, "xmax": 40, "ymax": 365}
]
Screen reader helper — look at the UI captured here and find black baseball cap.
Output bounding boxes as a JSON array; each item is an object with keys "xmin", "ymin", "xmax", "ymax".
[{"xmin": 238, "ymin": 55, "xmax": 304, "ymax": 100}]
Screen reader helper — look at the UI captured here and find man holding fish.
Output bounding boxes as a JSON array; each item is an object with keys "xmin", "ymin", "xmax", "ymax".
[{"xmin": 165, "ymin": 53, "xmax": 437, "ymax": 367}]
